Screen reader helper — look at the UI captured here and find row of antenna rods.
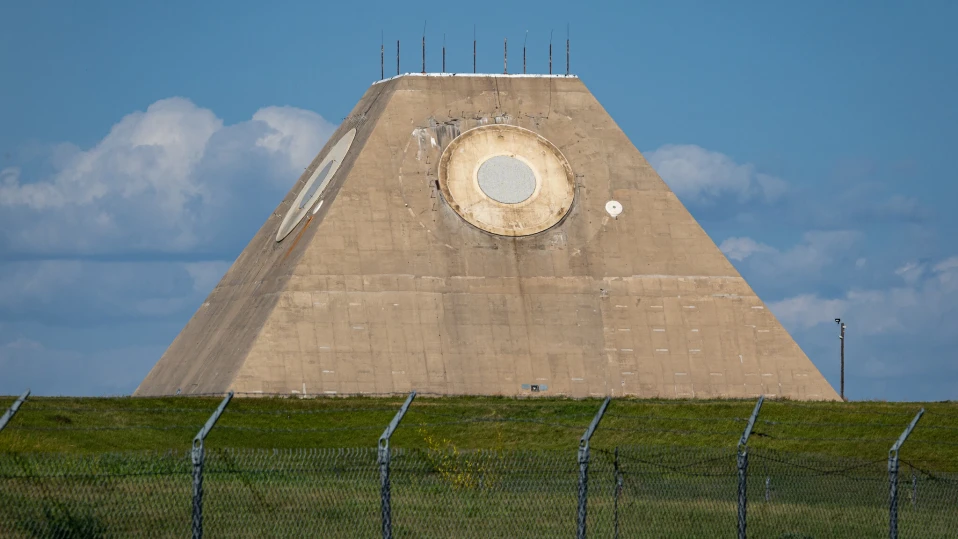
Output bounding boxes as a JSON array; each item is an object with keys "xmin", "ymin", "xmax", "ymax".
[{"xmin": 380, "ymin": 31, "xmax": 571, "ymax": 79}]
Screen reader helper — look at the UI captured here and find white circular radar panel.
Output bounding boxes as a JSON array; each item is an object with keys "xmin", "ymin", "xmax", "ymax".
[
  {"xmin": 605, "ymin": 200, "xmax": 622, "ymax": 218},
  {"xmin": 275, "ymin": 128, "xmax": 357, "ymax": 242},
  {"xmin": 438, "ymin": 125, "xmax": 574, "ymax": 236}
]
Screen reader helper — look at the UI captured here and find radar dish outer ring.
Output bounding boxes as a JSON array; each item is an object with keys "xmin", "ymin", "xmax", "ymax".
[
  {"xmin": 275, "ymin": 128, "xmax": 357, "ymax": 242},
  {"xmin": 438, "ymin": 124, "xmax": 575, "ymax": 237}
]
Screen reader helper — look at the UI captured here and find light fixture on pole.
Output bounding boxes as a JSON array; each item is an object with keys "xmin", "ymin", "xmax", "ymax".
[{"xmin": 834, "ymin": 318, "xmax": 846, "ymax": 401}]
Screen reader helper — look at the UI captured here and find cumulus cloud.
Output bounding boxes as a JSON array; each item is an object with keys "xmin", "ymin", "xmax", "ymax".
[
  {"xmin": 0, "ymin": 98, "xmax": 336, "ymax": 256},
  {"xmin": 767, "ymin": 294, "xmax": 848, "ymax": 330},
  {"xmin": 646, "ymin": 144, "xmax": 788, "ymax": 204},
  {"xmin": 253, "ymin": 106, "xmax": 336, "ymax": 178},
  {"xmin": 721, "ymin": 230, "xmax": 862, "ymax": 279},
  {"xmin": 0, "ymin": 97, "xmax": 338, "ymax": 395},
  {"xmin": 719, "ymin": 237, "xmax": 775, "ymax": 261},
  {"xmin": 856, "ymin": 195, "xmax": 931, "ymax": 223},
  {"xmin": 0, "ymin": 259, "xmax": 230, "ymax": 321},
  {"xmin": 0, "ymin": 257, "xmax": 233, "ymax": 395},
  {"xmin": 0, "ymin": 260, "xmax": 83, "ymax": 306},
  {"xmin": 185, "ymin": 261, "xmax": 233, "ymax": 293},
  {"xmin": 894, "ymin": 261, "xmax": 925, "ymax": 285},
  {"xmin": 769, "ymin": 255, "xmax": 958, "ymax": 335},
  {"xmin": 1, "ymin": 99, "xmax": 221, "ymax": 212}
]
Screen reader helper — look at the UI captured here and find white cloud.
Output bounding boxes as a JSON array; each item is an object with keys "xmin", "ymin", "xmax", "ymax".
[
  {"xmin": 0, "ymin": 98, "xmax": 336, "ymax": 255},
  {"xmin": 767, "ymin": 294, "xmax": 848, "ymax": 330},
  {"xmin": 857, "ymin": 195, "xmax": 931, "ymax": 223},
  {"xmin": 0, "ymin": 259, "xmax": 230, "ymax": 318},
  {"xmin": 253, "ymin": 106, "xmax": 336, "ymax": 180},
  {"xmin": 1, "ymin": 98, "xmax": 222, "ymax": 212},
  {"xmin": 646, "ymin": 144, "xmax": 787, "ymax": 204},
  {"xmin": 0, "ymin": 98, "xmax": 337, "ymax": 395},
  {"xmin": 2, "ymin": 337, "xmax": 44, "ymax": 351},
  {"xmin": 719, "ymin": 237, "xmax": 775, "ymax": 261},
  {"xmin": 722, "ymin": 230, "xmax": 861, "ymax": 277},
  {"xmin": 0, "ymin": 260, "xmax": 82, "ymax": 306},
  {"xmin": 769, "ymin": 255, "xmax": 958, "ymax": 336},
  {"xmin": 894, "ymin": 261, "xmax": 925, "ymax": 285},
  {"xmin": 933, "ymin": 256, "xmax": 958, "ymax": 274},
  {"xmin": 185, "ymin": 261, "xmax": 232, "ymax": 293}
]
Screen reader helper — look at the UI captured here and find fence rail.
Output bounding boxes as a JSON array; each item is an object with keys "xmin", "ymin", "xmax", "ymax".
[{"xmin": 2, "ymin": 392, "xmax": 957, "ymax": 537}]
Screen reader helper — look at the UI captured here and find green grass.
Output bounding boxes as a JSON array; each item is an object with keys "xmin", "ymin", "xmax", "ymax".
[
  {"xmin": 1, "ymin": 396, "xmax": 957, "ymax": 471},
  {"xmin": 2, "ymin": 395, "xmax": 957, "ymax": 536},
  {"xmin": 2, "ymin": 446, "xmax": 955, "ymax": 538},
  {"xmin": 2, "ymin": 394, "xmax": 958, "ymax": 538}
]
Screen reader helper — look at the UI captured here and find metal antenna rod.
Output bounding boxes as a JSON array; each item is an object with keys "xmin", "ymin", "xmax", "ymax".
[
  {"xmin": 396, "ymin": 40, "xmax": 400, "ymax": 76},
  {"xmin": 442, "ymin": 33, "xmax": 446, "ymax": 73},
  {"xmin": 835, "ymin": 318, "xmax": 846, "ymax": 401},
  {"xmin": 549, "ymin": 30, "xmax": 553, "ymax": 74},
  {"xmin": 504, "ymin": 38, "xmax": 507, "ymax": 74},
  {"xmin": 566, "ymin": 23, "xmax": 570, "ymax": 75},
  {"xmin": 523, "ymin": 30, "xmax": 528, "ymax": 74},
  {"xmin": 380, "ymin": 31, "xmax": 384, "ymax": 80},
  {"xmin": 473, "ymin": 25, "xmax": 477, "ymax": 73},
  {"xmin": 421, "ymin": 21, "xmax": 426, "ymax": 74}
]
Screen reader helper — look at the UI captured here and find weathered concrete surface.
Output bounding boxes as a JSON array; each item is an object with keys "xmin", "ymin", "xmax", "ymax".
[{"xmin": 135, "ymin": 74, "xmax": 840, "ymax": 400}]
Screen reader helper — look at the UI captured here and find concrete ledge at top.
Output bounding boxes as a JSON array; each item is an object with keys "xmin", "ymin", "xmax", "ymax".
[{"xmin": 373, "ymin": 73, "xmax": 580, "ymax": 85}]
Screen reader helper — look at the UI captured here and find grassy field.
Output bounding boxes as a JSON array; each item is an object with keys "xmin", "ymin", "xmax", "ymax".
[
  {"xmin": 1, "ymin": 395, "xmax": 957, "ymax": 470},
  {"xmin": 2, "ymin": 395, "xmax": 958, "ymax": 537},
  {"xmin": 2, "ymin": 445, "xmax": 956, "ymax": 537}
]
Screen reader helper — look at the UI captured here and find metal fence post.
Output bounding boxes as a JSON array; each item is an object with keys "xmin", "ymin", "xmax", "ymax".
[
  {"xmin": 379, "ymin": 391, "xmax": 416, "ymax": 539},
  {"xmin": 0, "ymin": 389, "xmax": 30, "ymax": 433},
  {"xmin": 737, "ymin": 395, "xmax": 764, "ymax": 539},
  {"xmin": 192, "ymin": 391, "xmax": 233, "ymax": 539},
  {"xmin": 578, "ymin": 397, "xmax": 611, "ymax": 539},
  {"xmin": 889, "ymin": 408, "xmax": 923, "ymax": 539},
  {"xmin": 613, "ymin": 447, "xmax": 621, "ymax": 539}
]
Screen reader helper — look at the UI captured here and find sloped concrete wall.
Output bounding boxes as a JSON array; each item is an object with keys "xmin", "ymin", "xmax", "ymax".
[{"xmin": 138, "ymin": 75, "xmax": 839, "ymax": 401}]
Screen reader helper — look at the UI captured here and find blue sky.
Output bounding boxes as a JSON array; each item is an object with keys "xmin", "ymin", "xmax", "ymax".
[{"xmin": 1, "ymin": 1, "xmax": 956, "ymax": 400}]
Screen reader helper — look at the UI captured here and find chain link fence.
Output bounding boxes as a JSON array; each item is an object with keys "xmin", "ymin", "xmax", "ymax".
[
  {"xmin": 2, "ymin": 446, "xmax": 957, "ymax": 537},
  {"xmin": 589, "ymin": 447, "xmax": 738, "ymax": 538},
  {"xmin": 0, "ymin": 451, "xmax": 190, "ymax": 537},
  {"xmin": 3, "ymin": 391, "xmax": 958, "ymax": 537}
]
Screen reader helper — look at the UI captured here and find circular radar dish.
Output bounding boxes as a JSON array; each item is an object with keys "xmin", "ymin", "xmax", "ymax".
[
  {"xmin": 477, "ymin": 156, "xmax": 537, "ymax": 203},
  {"xmin": 438, "ymin": 125, "xmax": 574, "ymax": 236},
  {"xmin": 276, "ymin": 128, "xmax": 357, "ymax": 242}
]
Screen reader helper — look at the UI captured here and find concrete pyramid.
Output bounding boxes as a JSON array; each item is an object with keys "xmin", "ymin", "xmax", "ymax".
[{"xmin": 135, "ymin": 74, "xmax": 840, "ymax": 401}]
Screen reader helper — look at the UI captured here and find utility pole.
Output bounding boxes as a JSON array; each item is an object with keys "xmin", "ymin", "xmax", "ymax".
[{"xmin": 834, "ymin": 318, "xmax": 846, "ymax": 401}]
